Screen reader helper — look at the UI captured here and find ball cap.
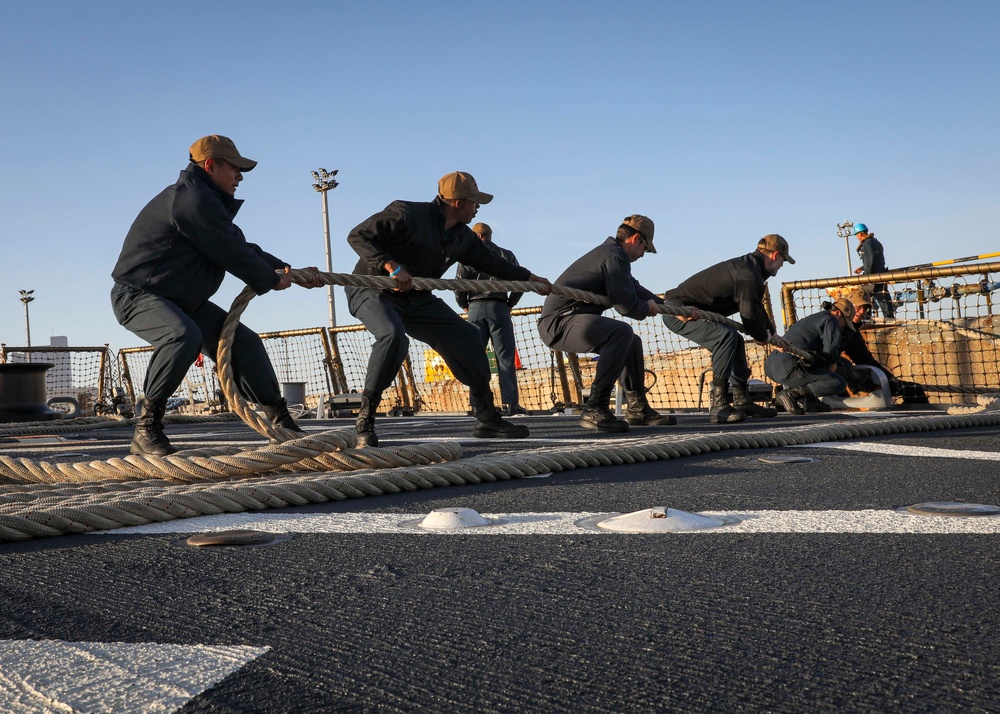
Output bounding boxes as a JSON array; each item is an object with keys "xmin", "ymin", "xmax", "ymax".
[
  {"xmin": 622, "ymin": 214, "xmax": 656, "ymax": 253},
  {"xmin": 848, "ymin": 287, "xmax": 873, "ymax": 308},
  {"xmin": 189, "ymin": 135, "xmax": 257, "ymax": 172},
  {"xmin": 758, "ymin": 233, "xmax": 795, "ymax": 264},
  {"xmin": 438, "ymin": 171, "xmax": 493, "ymax": 204},
  {"xmin": 832, "ymin": 297, "xmax": 857, "ymax": 331}
]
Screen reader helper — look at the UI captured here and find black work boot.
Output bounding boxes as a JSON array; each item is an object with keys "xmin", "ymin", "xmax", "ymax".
[
  {"xmin": 775, "ymin": 386, "xmax": 807, "ymax": 415},
  {"xmin": 732, "ymin": 384, "xmax": 777, "ymax": 418},
  {"xmin": 130, "ymin": 398, "xmax": 177, "ymax": 456},
  {"xmin": 709, "ymin": 384, "xmax": 746, "ymax": 424},
  {"xmin": 474, "ymin": 402, "xmax": 530, "ymax": 439},
  {"xmin": 803, "ymin": 395, "xmax": 832, "ymax": 413},
  {"xmin": 580, "ymin": 386, "xmax": 629, "ymax": 433},
  {"xmin": 624, "ymin": 390, "xmax": 676, "ymax": 426},
  {"xmin": 354, "ymin": 393, "xmax": 380, "ymax": 447},
  {"xmin": 263, "ymin": 397, "xmax": 306, "ymax": 444}
]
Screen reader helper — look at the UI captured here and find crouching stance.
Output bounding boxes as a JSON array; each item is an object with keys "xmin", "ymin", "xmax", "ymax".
[
  {"xmin": 345, "ymin": 172, "xmax": 551, "ymax": 447},
  {"xmin": 111, "ymin": 135, "xmax": 323, "ymax": 456},
  {"xmin": 538, "ymin": 215, "xmax": 675, "ymax": 433},
  {"xmin": 662, "ymin": 234, "xmax": 793, "ymax": 424},
  {"xmin": 764, "ymin": 299, "xmax": 856, "ymax": 415}
]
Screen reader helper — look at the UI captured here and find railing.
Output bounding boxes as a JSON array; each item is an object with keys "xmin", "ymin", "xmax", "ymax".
[
  {"xmin": 780, "ymin": 260, "xmax": 1000, "ymax": 403},
  {"xmin": 0, "ymin": 344, "xmax": 116, "ymax": 416},
  {"xmin": 115, "ymin": 308, "xmax": 773, "ymax": 415},
  {"xmin": 20, "ymin": 261, "xmax": 1000, "ymax": 416}
]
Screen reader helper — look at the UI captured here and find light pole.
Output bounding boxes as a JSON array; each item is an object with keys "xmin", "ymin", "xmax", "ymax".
[
  {"xmin": 836, "ymin": 221, "xmax": 855, "ymax": 274},
  {"xmin": 19, "ymin": 290, "xmax": 34, "ymax": 347},
  {"xmin": 311, "ymin": 168, "xmax": 340, "ymax": 328}
]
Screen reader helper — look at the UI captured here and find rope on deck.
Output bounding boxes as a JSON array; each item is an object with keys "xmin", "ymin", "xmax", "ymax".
[
  {"xmin": 2, "ymin": 410, "xmax": 999, "ymax": 541},
  {"xmin": 301, "ymin": 270, "xmax": 812, "ymax": 360},
  {"xmin": 0, "ymin": 269, "xmax": 993, "ymax": 541},
  {"xmin": 946, "ymin": 393, "xmax": 1000, "ymax": 414}
]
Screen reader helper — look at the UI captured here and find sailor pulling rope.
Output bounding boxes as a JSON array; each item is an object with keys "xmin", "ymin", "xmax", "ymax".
[{"xmin": 282, "ymin": 268, "xmax": 813, "ymax": 361}]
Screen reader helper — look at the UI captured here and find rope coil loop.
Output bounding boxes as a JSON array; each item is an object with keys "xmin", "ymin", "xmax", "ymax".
[{"xmin": 0, "ymin": 266, "xmax": 992, "ymax": 541}]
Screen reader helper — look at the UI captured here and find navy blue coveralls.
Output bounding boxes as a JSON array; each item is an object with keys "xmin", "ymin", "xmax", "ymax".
[
  {"xmin": 537, "ymin": 237, "xmax": 660, "ymax": 397},
  {"xmin": 346, "ymin": 196, "xmax": 531, "ymax": 411},
  {"xmin": 111, "ymin": 163, "xmax": 287, "ymax": 404},
  {"xmin": 764, "ymin": 310, "xmax": 848, "ymax": 397},
  {"xmin": 857, "ymin": 235, "xmax": 894, "ymax": 318},
  {"xmin": 661, "ymin": 251, "xmax": 774, "ymax": 389}
]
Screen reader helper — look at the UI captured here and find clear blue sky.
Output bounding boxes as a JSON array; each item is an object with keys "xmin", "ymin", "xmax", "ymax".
[{"xmin": 2, "ymin": 1, "xmax": 997, "ymax": 349}]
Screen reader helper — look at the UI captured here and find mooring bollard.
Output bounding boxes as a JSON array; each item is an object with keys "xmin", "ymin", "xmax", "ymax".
[
  {"xmin": 0, "ymin": 363, "xmax": 64, "ymax": 422},
  {"xmin": 281, "ymin": 381, "xmax": 307, "ymax": 408}
]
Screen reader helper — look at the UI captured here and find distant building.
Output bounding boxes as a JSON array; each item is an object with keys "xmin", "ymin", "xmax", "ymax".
[{"xmin": 39, "ymin": 336, "xmax": 75, "ymax": 399}]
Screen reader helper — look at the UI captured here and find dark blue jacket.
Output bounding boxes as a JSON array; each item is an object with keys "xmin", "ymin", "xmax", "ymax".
[
  {"xmin": 455, "ymin": 241, "xmax": 523, "ymax": 309},
  {"xmin": 662, "ymin": 251, "xmax": 774, "ymax": 342},
  {"xmin": 539, "ymin": 237, "xmax": 659, "ymax": 323},
  {"xmin": 347, "ymin": 196, "xmax": 530, "ymax": 291},
  {"xmin": 857, "ymin": 236, "xmax": 888, "ymax": 275},
  {"xmin": 112, "ymin": 164, "xmax": 286, "ymax": 312},
  {"xmin": 783, "ymin": 310, "xmax": 844, "ymax": 366}
]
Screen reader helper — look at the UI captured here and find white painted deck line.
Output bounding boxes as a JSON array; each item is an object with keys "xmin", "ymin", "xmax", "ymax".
[
  {"xmin": 801, "ymin": 441, "xmax": 1000, "ymax": 460},
  {"xmin": 96, "ymin": 510, "xmax": 1000, "ymax": 536},
  {"xmin": 0, "ymin": 640, "xmax": 268, "ymax": 714}
]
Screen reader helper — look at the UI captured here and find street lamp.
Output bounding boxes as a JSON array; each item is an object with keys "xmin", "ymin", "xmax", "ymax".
[
  {"xmin": 836, "ymin": 221, "xmax": 855, "ymax": 274},
  {"xmin": 19, "ymin": 290, "xmax": 34, "ymax": 347},
  {"xmin": 311, "ymin": 168, "xmax": 340, "ymax": 328}
]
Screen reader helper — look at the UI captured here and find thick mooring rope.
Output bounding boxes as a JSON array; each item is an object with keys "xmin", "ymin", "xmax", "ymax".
[
  {"xmin": 947, "ymin": 393, "xmax": 1000, "ymax": 415},
  {"xmin": 297, "ymin": 270, "xmax": 812, "ymax": 360},
  {"xmin": 2, "ymin": 411, "xmax": 999, "ymax": 541},
  {"xmin": 0, "ymin": 270, "xmax": 993, "ymax": 541}
]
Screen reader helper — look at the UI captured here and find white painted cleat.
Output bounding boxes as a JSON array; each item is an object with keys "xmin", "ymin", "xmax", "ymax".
[
  {"xmin": 820, "ymin": 366, "xmax": 892, "ymax": 410},
  {"xmin": 820, "ymin": 392, "xmax": 890, "ymax": 411},
  {"xmin": 419, "ymin": 507, "xmax": 492, "ymax": 530},
  {"xmin": 596, "ymin": 507, "xmax": 726, "ymax": 533}
]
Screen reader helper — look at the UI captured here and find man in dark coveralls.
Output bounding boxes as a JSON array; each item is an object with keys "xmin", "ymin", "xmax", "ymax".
[
  {"xmin": 853, "ymin": 223, "xmax": 895, "ymax": 318},
  {"xmin": 764, "ymin": 298, "xmax": 856, "ymax": 415},
  {"xmin": 835, "ymin": 290, "xmax": 885, "ymax": 394},
  {"xmin": 455, "ymin": 222, "xmax": 527, "ymax": 416},
  {"xmin": 346, "ymin": 172, "xmax": 551, "ymax": 447},
  {"xmin": 538, "ymin": 215, "xmax": 675, "ymax": 433},
  {"xmin": 836, "ymin": 289, "xmax": 928, "ymax": 403},
  {"xmin": 111, "ymin": 135, "xmax": 323, "ymax": 456},
  {"xmin": 661, "ymin": 234, "xmax": 792, "ymax": 423}
]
